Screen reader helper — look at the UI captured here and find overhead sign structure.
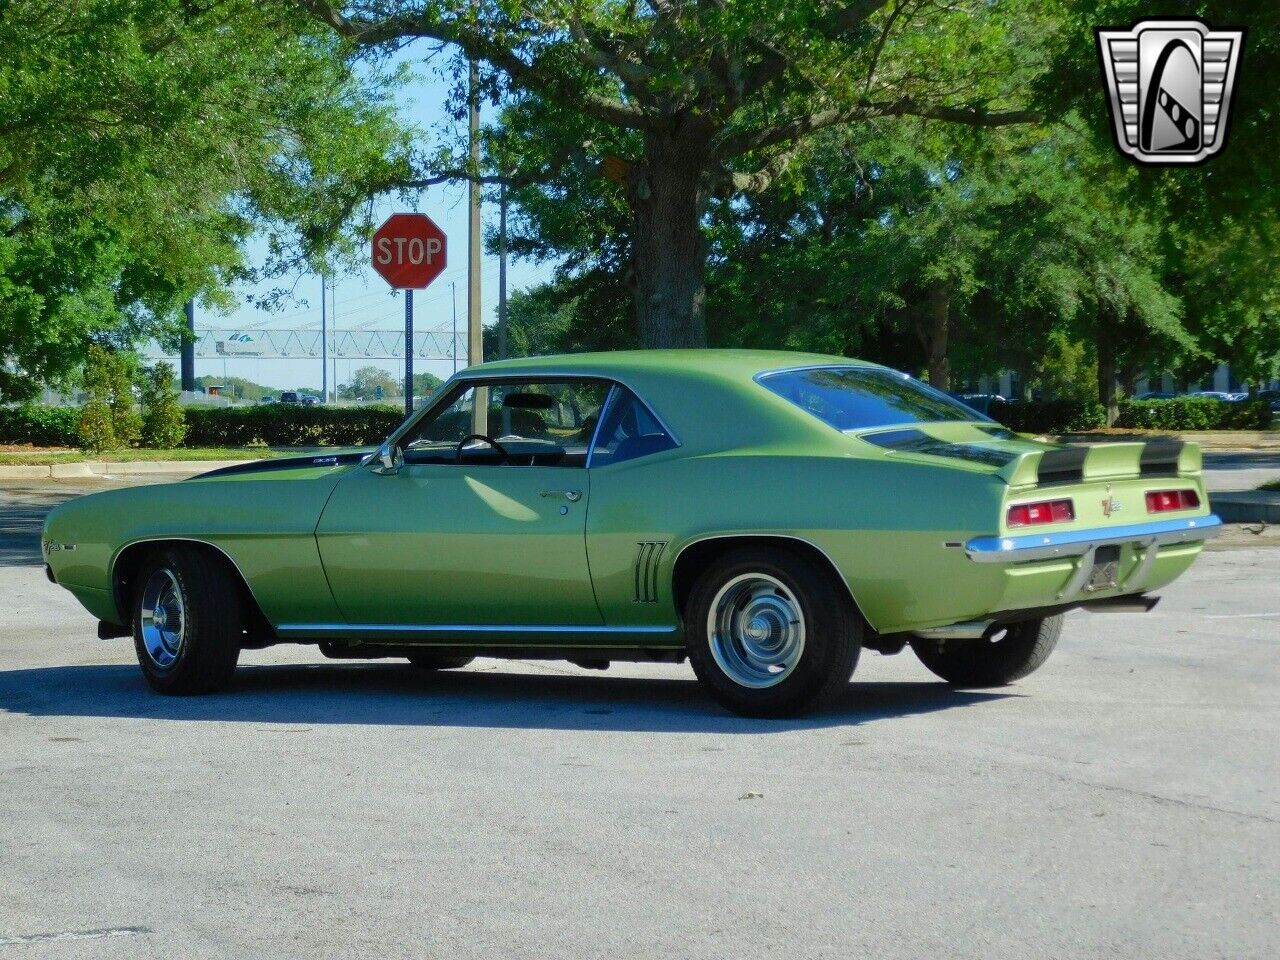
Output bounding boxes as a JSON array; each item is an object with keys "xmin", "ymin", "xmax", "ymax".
[{"xmin": 372, "ymin": 213, "xmax": 449, "ymax": 415}]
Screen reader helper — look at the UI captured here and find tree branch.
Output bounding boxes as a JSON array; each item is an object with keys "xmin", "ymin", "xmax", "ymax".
[
  {"xmin": 716, "ymin": 98, "xmax": 1041, "ymax": 159},
  {"xmin": 297, "ymin": 0, "xmax": 664, "ymax": 131}
]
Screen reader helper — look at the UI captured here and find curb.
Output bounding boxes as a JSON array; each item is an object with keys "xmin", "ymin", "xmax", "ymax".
[
  {"xmin": 1209, "ymin": 491, "xmax": 1280, "ymax": 524},
  {"xmin": 0, "ymin": 459, "xmax": 254, "ymax": 480}
]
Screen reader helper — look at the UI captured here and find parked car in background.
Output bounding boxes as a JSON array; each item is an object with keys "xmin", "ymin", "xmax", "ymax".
[
  {"xmin": 301, "ymin": 395, "xmax": 321, "ymax": 406},
  {"xmin": 42, "ymin": 350, "xmax": 1221, "ymax": 717},
  {"xmin": 1255, "ymin": 389, "xmax": 1280, "ymax": 414},
  {"xmin": 1136, "ymin": 391, "xmax": 1177, "ymax": 401},
  {"xmin": 1188, "ymin": 391, "xmax": 1241, "ymax": 402},
  {"xmin": 260, "ymin": 395, "xmax": 275, "ymax": 405},
  {"xmin": 279, "ymin": 391, "xmax": 300, "ymax": 405},
  {"xmin": 949, "ymin": 393, "xmax": 1008, "ymax": 416}
]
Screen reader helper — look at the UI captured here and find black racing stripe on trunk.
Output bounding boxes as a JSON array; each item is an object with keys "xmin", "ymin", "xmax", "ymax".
[
  {"xmin": 1036, "ymin": 446, "xmax": 1087, "ymax": 486},
  {"xmin": 192, "ymin": 451, "xmax": 370, "ymax": 479},
  {"xmin": 1139, "ymin": 440, "xmax": 1184, "ymax": 478}
]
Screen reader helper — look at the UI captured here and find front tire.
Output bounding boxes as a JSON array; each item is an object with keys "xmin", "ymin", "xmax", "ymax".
[
  {"xmin": 909, "ymin": 615, "xmax": 1063, "ymax": 687},
  {"xmin": 133, "ymin": 546, "xmax": 242, "ymax": 694},
  {"xmin": 685, "ymin": 547, "xmax": 861, "ymax": 718}
]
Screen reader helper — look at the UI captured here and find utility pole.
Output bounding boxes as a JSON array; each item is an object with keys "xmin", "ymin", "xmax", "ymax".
[
  {"xmin": 180, "ymin": 299, "xmax": 196, "ymax": 393},
  {"xmin": 330, "ymin": 277, "xmax": 338, "ymax": 402},
  {"xmin": 320, "ymin": 272, "xmax": 328, "ymax": 403},
  {"xmin": 451, "ymin": 281, "xmax": 458, "ymax": 375},
  {"xmin": 498, "ymin": 181, "xmax": 508, "ymax": 360}
]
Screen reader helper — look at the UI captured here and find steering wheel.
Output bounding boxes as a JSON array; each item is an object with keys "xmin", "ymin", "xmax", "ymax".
[{"xmin": 455, "ymin": 433, "xmax": 510, "ymax": 464}]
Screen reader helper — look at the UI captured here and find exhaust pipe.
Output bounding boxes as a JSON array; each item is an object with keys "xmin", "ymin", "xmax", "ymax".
[
  {"xmin": 1081, "ymin": 594, "xmax": 1161, "ymax": 614},
  {"xmin": 912, "ymin": 620, "xmax": 993, "ymax": 641}
]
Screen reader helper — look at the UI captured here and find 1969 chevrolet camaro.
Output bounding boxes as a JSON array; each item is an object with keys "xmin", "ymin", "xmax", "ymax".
[{"xmin": 43, "ymin": 350, "xmax": 1221, "ymax": 716}]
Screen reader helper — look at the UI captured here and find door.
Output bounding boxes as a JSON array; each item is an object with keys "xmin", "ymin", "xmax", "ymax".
[{"xmin": 315, "ymin": 378, "xmax": 610, "ymax": 628}]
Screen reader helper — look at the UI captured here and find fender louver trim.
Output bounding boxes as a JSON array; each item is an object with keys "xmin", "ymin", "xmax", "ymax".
[
  {"xmin": 1036, "ymin": 447, "xmax": 1087, "ymax": 486},
  {"xmin": 633, "ymin": 541, "xmax": 667, "ymax": 603}
]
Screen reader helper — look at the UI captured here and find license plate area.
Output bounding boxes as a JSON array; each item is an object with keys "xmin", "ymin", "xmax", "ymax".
[{"xmin": 1085, "ymin": 544, "xmax": 1121, "ymax": 592}]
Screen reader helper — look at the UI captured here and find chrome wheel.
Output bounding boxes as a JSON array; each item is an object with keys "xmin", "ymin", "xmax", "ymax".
[
  {"xmin": 707, "ymin": 573, "xmax": 806, "ymax": 689},
  {"xmin": 139, "ymin": 568, "xmax": 186, "ymax": 669}
]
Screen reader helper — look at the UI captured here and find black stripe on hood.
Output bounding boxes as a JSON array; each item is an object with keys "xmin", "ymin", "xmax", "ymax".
[{"xmin": 192, "ymin": 451, "xmax": 372, "ymax": 480}]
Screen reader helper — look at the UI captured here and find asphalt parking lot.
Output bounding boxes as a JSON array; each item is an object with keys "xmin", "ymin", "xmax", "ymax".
[{"xmin": 1, "ymin": 480, "xmax": 1277, "ymax": 959}]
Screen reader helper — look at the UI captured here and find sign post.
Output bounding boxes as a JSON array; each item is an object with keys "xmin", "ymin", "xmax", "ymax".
[
  {"xmin": 371, "ymin": 212, "xmax": 448, "ymax": 414},
  {"xmin": 404, "ymin": 289, "xmax": 414, "ymax": 417}
]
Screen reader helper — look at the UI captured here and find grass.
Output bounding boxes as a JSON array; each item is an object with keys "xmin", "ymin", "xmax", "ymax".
[
  {"xmin": 1261, "ymin": 480, "xmax": 1280, "ymax": 492},
  {"xmin": 0, "ymin": 447, "xmax": 277, "ymax": 465}
]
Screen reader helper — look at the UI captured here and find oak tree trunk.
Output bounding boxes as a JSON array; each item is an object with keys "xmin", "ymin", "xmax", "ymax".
[
  {"xmin": 1096, "ymin": 315, "xmax": 1119, "ymax": 425},
  {"xmin": 913, "ymin": 283, "xmax": 951, "ymax": 390},
  {"xmin": 632, "ymin": 128, "xmax": 712, "ymax": 348}
]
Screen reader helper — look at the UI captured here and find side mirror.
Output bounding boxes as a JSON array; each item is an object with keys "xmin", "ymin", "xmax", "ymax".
[{"xmin": 373, "ymin": 442, "xmax": 403, "ymax": 475}]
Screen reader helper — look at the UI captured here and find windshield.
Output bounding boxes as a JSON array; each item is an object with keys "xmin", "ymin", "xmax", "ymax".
[{"xmin": 758, "ymin": 366, "xmax": 987, "ymax": 432}]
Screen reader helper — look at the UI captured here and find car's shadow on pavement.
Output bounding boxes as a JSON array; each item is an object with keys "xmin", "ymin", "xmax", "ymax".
[{"xmin": 0, "ymin": 661, "xmax": 1014, "ymax": 733}]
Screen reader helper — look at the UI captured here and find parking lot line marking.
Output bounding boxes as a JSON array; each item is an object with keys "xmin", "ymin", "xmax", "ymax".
[{"xmin": 0, "ymin": 926, "xmax": 148, "ymax": 947}]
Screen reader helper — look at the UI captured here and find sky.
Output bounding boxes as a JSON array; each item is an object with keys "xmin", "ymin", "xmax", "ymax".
[{"xmin": 156, "ymin": 48, "xmax": 554, "ymax": 393}]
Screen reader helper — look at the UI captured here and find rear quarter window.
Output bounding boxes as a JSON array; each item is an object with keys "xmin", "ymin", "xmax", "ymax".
[{"xmin": 758, "ymin": 367, "xmax": 985, "ymax": 431}]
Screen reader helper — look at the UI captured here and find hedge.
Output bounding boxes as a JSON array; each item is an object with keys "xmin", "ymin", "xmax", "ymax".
[
  {"xmin": 1, "ymin": 404, "xmax": 407, "ymax": 448},
  {"xmin": 0, "ymin": 406, "xmax": 81, "ymax": 446},
  {"xmin": 182, "ymin": 405, "xmax": 407, "ymax": 447},
  {"xmin": 986, "ymin": 398, "xmax": 1107, "ymax": 434},
  {"xmin": 1115, "ymin": 397, "xmax": 1273, "ymax": 430}
]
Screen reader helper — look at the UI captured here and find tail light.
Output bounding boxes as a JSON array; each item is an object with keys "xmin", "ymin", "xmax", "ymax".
[
  {"xmin": 1007, "ymin": 499, "xmax": 1074, "ymax": 527},
  {"xmin": 1146, "ymin": 489, "xmax": 1200, "ymax": 513}
]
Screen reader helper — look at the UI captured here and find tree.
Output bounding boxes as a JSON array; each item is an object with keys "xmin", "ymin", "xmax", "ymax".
[
  {"xmin": 77, "ymin": 346, "xmax": 118, "ymax": 453},
  {"xmin": 301, "ymin": 0, "xmax": 1046, "ymax": 347},
  {"xmin": 339, "ymin": 365, "xmax": 402, "ymax": 400},
  {"xmin": 0, "ymin": 1, "xmax": 414, "ymax": 399},
  {"xmin": 142, "ymin": 363, "xmax": 188, "ymax": 448}
]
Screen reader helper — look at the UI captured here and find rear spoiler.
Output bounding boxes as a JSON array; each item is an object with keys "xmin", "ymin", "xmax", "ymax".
[{"xmin": 997, "ymin": 440, "xmax": 1202, "ymax": 488}]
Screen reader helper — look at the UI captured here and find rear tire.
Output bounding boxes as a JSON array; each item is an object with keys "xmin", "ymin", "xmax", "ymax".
[
  {"xmin": 406, "ymin": 654, "xmax": 475, "ymax": 671},
  {"xmin": 132, "ymin": 545, "xmax": 242, "ymax": 694},
  {"xmin": 910, "ymin": 615, "xmax": 1063, "ymax": 687},
  {"xmin": 684, "ymin": 546, "xmax": 861, "ymax": 718}
]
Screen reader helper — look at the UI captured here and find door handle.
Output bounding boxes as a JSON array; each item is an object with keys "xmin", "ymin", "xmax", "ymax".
[{"xmin": 541, "ymin": 489, "xmax": 582, "ymax": 502}]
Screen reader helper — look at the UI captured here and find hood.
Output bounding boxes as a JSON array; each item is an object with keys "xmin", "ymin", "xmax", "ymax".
[{"xmin": 191, "ymin": 448, "xmax": 374, "ymax": 480}]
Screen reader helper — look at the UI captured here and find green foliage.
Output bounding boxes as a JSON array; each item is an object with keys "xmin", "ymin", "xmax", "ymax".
[
  {"xmin": 0, "ymin": 406, "xmax": 80, "ymax": 446},
  {"xmin": 77, "ymin": 346, "xmax": 118, "ymax": 451},
  {"xmin": 108, "ymin": 355, "xmax": 142, "ymax": 449},
  {"xmin": 339, "ymin": 366, "xmax": 402, "ymax": 401},
  {"xmin": 76, "ymin": 401, "xmax": 116, "ymax": 454},
  {"xmin": 141, "ymin": 363, "xmax": 187, "ymax": 448},
  {"xmin": 989, "ymin": 399, "xmax": 1107, "ymax": 434},
  {"xmin": 1115, "ymin": 399, "xmax": 1273, "ymax": 432},
  {"xmin": 183, "ymin": 406, "xmax": 405, "ymax": 447},
  {"xmin": 0, "ymin": 1, "xmax": 413, "ymax": 399}
]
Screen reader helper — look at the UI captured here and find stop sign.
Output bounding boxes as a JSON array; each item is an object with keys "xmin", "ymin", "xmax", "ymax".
[{"xmin": 371, "ymin": 213, "xmax": 447, "ymax": 289}]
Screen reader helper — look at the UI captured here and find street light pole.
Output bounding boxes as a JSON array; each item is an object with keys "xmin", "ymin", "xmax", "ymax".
[
  {"xmin": 498, "ymin": 181, "xmax": 508, "ymax": 360},
  {"xmin": 320, "ymin": 272, "xmax": 328, "ymax": 403}
]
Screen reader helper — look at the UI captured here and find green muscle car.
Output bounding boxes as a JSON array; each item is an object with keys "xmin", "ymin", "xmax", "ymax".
[{"xmin": 43, "ymin": 350, "xmax": 1221, "ymax": 716}]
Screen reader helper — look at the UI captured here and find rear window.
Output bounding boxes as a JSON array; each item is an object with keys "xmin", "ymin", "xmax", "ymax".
[{"xmin": 758, "ymin": 367, "xmax": 986, "ymax": 432}]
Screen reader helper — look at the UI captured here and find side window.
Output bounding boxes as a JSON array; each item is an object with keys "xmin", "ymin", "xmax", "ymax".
[
  {"xmin": 590, "ymin": 388, "xmax": 677, "ymax": 467},
  {"xmin": 401, "ymin": 379, "xmax": 608, "ymax": 467}
]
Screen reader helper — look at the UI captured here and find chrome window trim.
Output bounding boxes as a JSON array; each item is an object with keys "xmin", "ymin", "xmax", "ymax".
[
  {"xmin": 586, "ymin": 383, "xmax": 683, "ymax": 469},
  {"xmin": 387, "ymin": 371, "xmax": 681, "ymax": 470},
  {"xmin": 964, "ymin": 515, "xmax": 1222, "ymax": 564},
  {"xmin": 585, "ymin": 384, "xmax": 619, "ymax": 469}
]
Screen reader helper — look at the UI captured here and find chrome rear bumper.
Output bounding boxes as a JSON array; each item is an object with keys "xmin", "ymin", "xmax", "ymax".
[{"xmin": 964, "ymin": 515, "xmax": 1222, "ymax": 564}]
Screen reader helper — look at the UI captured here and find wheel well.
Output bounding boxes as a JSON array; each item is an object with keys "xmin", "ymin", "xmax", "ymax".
[
  {"xmin": 111, "ymin": 539, "xmax": 273, "ymax": 639},
  {"xmin": 670, "ymin": 535, "xmax": 865, "ymax": 625}
]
